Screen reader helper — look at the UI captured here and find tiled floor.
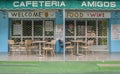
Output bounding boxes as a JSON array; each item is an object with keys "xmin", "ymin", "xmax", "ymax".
[{"xmin": 0, "ymin": 52, "xmax": 120, "ymax": 61}]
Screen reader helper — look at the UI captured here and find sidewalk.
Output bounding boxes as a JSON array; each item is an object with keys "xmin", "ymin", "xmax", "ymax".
[{"xmin": 0, "ymin": 52, "xmax": 120, "ymax": 61}]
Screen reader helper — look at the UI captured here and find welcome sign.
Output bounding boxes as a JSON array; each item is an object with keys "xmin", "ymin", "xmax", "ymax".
[
  {"xmin": 0, "ymin": 0, "xmax": 120, "ymax": 10},
  {"xmin": 8, "ymin": 11, "xmax": 55, "ymax": 18}
]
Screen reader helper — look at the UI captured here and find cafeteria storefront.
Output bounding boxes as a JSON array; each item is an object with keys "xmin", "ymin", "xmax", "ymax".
[{"xmin": 0, "ymin": 0, "xmax": 120, "ymax": 57}]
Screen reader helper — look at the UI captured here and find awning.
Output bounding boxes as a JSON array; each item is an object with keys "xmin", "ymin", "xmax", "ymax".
[{"xmin": 0, "ymin": 0, "xmax": 120, "ymax": 10}]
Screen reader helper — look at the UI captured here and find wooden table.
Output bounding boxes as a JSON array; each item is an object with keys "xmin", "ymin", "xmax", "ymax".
[
  {"xmin": 46, "ymin": 42, "xmax": 55, "ymax": 45},
  {"xmin": 32, "ymin": 41, "xmax": 46, "ymax": 56},
  {"xmin": 71, "ymin": 40, "xmax": 86, "ymax": 55}
]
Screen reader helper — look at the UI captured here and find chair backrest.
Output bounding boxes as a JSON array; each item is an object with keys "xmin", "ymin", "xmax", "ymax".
[
  {"xmin": 8, "ymin": 40, "xmax": 16, "ymax": 50},
  {"xmin": 87, "ymin": 40, "xmax": 94, "ymax": 46},
  {"xmin": 65, "ymin": 42, "xmax": 72, "ymax": 48},
  {"xmin": 51, "ymin": 40, "xmax": 55, "ymax": 45},
  {"xmin": 8, "ymin": 40, "xmax": 15, "ymax": 45},
  {"xmin": 25, "ymin": 40, "xmax": 32, "ymax": 47}
]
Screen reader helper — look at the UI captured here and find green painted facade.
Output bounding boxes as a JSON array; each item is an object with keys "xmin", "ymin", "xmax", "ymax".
[{"xmin": 0, "ymin": 0, "xmax": 120, "ymax": 10}]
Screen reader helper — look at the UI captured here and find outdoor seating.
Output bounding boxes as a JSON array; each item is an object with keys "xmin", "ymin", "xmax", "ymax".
[
  {"xmin": 20, "ymin": 39, "xmax": 38, "ymax": 55},
  {"xmin": 8, "ymin": 40, "xmax": 20, "ymax": 55},
  {"xmin": 71, "ymin": 39, "xmax": 85, "ymax": 55},
  {"xmin": 32, "ymin": 40, "xmax": 46, "ymax": 56},
  {"xmin": 65, "ymin": 41, "xmax": 74, "ymax": 56},
  {"xmin": 42, "ymin": 40, "xmax": 55, "ymax": 57},
  {"xmin": 24, "ymin": 39, "xmax": 38, "ymax": 55},
  {"xmin": 80, "ymin": 40, "xmax": 94, "ymax": 56}
]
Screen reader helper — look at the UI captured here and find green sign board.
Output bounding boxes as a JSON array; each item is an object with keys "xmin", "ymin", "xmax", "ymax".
[{"xmin": 1, "ymin": 0, "xmax": 120, "ymax": 10}]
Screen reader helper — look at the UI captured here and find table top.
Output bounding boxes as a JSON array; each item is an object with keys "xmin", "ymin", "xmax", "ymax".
[
  {"xmin": 46, "ymin": 42, "xmax": 55, "ymax": 45},
  {"xmin": 65, "ymin": 42, "xmax": 71, "ymax": 45},
  {"xmin": 32, "ymin": 41, "xmax": 46, "ymax": 43},
  {"xmin": 71, "ymin": 40, "xmax": 84, "ymax": 42}
]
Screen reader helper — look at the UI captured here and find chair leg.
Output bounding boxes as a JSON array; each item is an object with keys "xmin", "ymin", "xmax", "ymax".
[
  {"xmin": 43, "ymin": 50, "xmax": 45, "ymax": 56},
  {"xmin": 50, "ymin": 50, "xmax": 53, "ymax": 56},
  {"xmin": 70, "ymin": 49, "xmax": 73, "ymax": 56},
  {"xmin": 45, "ymin": 50, "xmax": 47, "ymax": 56},
  {"xmin": 26, "ymin": 50, "xmax": 28, "ymax": 55},
  {"xmin": 53, "ymin": 50, "xmax": 55, "ymax": 56},
  {"xmin": 52, "ymin": 50, "xmax": 55, "ymax": 57},
  {"xmin": 91, "ymin": 51, "xmax": 94, "ymax": 56},
  {"xmin": 72, "ymin": 49, "xmax": 73, "ymax": 55},
  {"xmin": 13, "ymin": 51, "xmax": 15, "ymax": 56},
  {"xmin": 18, "ymin": 51, "xmax": 20, "ymax": 56},
  {"xmin": 73, "ymin": 48, "xmax": 76, "ymax": 55},
  {"xmin": 25, "ymin": 50, "xmax": 27, "ymax": 56},
  {"xmin": 81, "ymin": 48, "xmax": 83, "ymax": 55},
  {"xmin": 29, "ymin": 50, "xmax": 31, "ymax": 55},
  {"xmin": 26, "ymin": 48, "xmax": 31, "ymax": 56},
  {"xmin": 85, "ymin": 48, "xmax": 88, "ymax": 57},
  {"xmin": 9, "ymin": 51, "xmax": 11, "ymax": 56},
  {"xmin": 8, "ymin": 52, "xmax": 10, "ymax": 56}
]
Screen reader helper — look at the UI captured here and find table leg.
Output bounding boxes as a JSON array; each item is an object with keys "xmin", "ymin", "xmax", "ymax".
[
  {"xmin": 38, "ymin": 43, "xmax": 43, "ymax": 57},
  {"xmin": 76, "ymin": 42, "xmax": 82, "ymax": 56},
  {"xmin": 76, "ymin": 43, "xmax": 79, "ymax": 55}
]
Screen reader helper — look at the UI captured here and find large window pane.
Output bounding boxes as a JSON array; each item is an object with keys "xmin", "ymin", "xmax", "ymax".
[
  {"xmin": 65, "ymin": 20, "xmax": 74, "ymax": 36},
  {"xmin": 44, "ymin": 20, "xmax": 54, "ymax": 36},
  {"xmin": 23, "ymin": 20, "xmax": 32, "ymax": 36},
  {"xmin": 98, "ymin": 20, "xmax": 107, "ymax": 36},
  {"xmin": 76, "ymin": 20, "xmax": 85, "ymax": 36},
  {"xmin": 98, "ymin": 38, "xmax": 107, "ymax": 45},
  {"xmin": 11, "ymin": 20, "xmax": 21, "ymax": 36},
  {"xmin": 34, "ymin": 20, "xmax": 43, "ymax": 36},
  {"xmin": 87, "ymin": 20, "xmax": 96, "ymax": 37}
]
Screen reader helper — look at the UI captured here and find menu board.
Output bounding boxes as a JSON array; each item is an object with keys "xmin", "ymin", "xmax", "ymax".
[
  {"xmin": 45, "ymin": 21, "xmax": 53, "ymax": 31},
  {"xmin": 13, "ymin": 24, "xmax": 22, "ymax": 35},
  {"xmin": 111, "ymin": 24, "xmax": 120, "ymax": 40}
]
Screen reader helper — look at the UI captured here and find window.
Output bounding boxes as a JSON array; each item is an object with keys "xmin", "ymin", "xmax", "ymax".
[
  {"xmin": 23, "ymin": 20, "xmax": 32, "ymax": 36},
  {"xmin": 34, "ymin": 20, "xmax": 43, "ymax": 36}
]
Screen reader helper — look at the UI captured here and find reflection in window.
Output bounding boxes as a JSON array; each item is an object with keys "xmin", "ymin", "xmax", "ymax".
[
  {"xmin": 87, "ymin": 20, "xmax": 96, "ymax": 37},
  {"xmin": 98, "ymin": 20, "xmax": 107, "ymax": 36},
  {"xmin": 34, "ymin": 21, "xmax": 43, "ymax": 36},
  {"xmin": 65, "ymin": 20, "xmax": 74, "ymax": 36},
  {"xmin": 76, "ymin": 21, "xmax": 85, "ymax": 36},
  {"xmin": 23, "ymin": 20, "xmax": 32, "ymax": 36},
  {"xmin": 98, "ymin": 38, "xmax": 107, "ymax": 45}
]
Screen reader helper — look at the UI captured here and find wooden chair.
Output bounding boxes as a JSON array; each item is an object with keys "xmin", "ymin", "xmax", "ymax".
[
  {"xmin": 80, "ymin": 40, "xmax": 94, "ymax": 56},
  {"xmin": 24, "ymin": 40, "xmax": 38, "ymax": 55},
  {"xmin": 42, "ymin": 40, "xmax": 55, "ymax": 57},
  {"xmin": 65, "ymin": 42, "xmax": 74, "ymax": 56},
  {"xmin": 8, "ymin": 40, "xmax": 20, "ymax": 55},
  {"xmin": 20, "ymin": 40, "xmax": 38, "ymax": 55}
]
